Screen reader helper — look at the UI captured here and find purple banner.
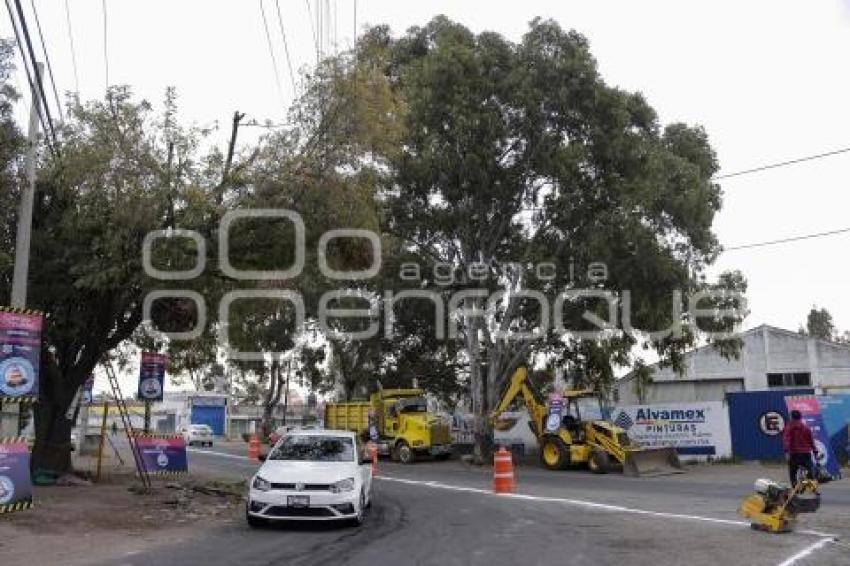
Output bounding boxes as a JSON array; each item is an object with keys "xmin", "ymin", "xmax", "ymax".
[
  {"xmin": 0, "ymin": 440, "xmax": 33, "ymax": 511},
  {"xmin": 135, "ymin": 435, "xmax": 188, "ymax": 474},
  {"xmin": 0, "ymin": 309, "xmax": 43, "ymax": 401},
  {"xmin": 138, "ymin": 352, "xmax": 168, "ymax": 401}
]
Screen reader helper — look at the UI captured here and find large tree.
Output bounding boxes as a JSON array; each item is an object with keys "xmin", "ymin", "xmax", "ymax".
[
  {"xmin": 1, "ymin": 86, "xmax": 215, "ymax": 472},
  {"xmin": 344, "ymin": 17, "xmax": 746, "ymax": 460}
]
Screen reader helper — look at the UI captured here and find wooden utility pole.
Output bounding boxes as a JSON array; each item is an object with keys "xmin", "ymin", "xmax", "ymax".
[{"xmin": 96, "ymin": 401, "xmax": 109, "ymax": 482}]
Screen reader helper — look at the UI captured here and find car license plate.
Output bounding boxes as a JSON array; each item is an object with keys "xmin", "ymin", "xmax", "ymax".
[{"xmin": 287, "ymin": 495, "xmax": 310, "ymax": 508}]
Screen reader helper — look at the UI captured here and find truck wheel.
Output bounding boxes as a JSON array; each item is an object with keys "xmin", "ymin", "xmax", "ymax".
[
  {"xmin": 540, "ymin": 437, "xmax": 569, "ymax": 470},
  {"xmin": 588, "ymin": 450, "xmax": 610, "ymax": 474},
  {"xmin": 395, "ymin": 441, "xmax": 415, "ymax": 464}
]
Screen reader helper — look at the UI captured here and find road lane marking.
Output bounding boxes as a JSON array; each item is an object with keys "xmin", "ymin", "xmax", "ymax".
[
  {"xmin": 776, "ymin": 537, "xmax": 835, "ymax": 566},
  {"xmin": 377, "ymin": 475, "xmax": 839, "ymax": 540},
  {"xmin": 188, "ymin": 448, "xmax": 253, "ymax": 461},
  {"xmin": 190, "ymin": 449, "xmax": 841, "ymax": 559}
]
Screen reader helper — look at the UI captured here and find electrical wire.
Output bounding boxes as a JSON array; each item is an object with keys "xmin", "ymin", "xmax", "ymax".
[
  {"xmin": 8, "ymin": 0, "xmax": 58, "ymax": 154},
  {"xmin": 29, "ymin": 0, "xmax": 63, "ymax": 121},
  {"xmin": 724, "ymin": 227, "xmax": 850, "ymax": 252},
  {"xmin": 64, "ymin": 0, "xmax": 79, "ymax": 93},
  {"xmin": 273, "ymin": 0, "xmax": 297, "ymax": 94},
  {"xmin": 102, "ymin": 0, "xmax": 108, "ymax": 88},
  {"xmin": 259, "ymin": 0, "xmax": 286, "ymax": 107},
  {"xmin": 305, "ymin": 0, "xmax": 318, "ymax": 64},
  {"xmin": 714, "ymin": 146, "xmax": 850, "ymax": 181}
]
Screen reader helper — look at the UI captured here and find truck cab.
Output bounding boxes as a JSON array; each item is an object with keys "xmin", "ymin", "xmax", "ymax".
[{"xmin": 370, "ymin": 389, "xmax": 452, "ymax": 464}]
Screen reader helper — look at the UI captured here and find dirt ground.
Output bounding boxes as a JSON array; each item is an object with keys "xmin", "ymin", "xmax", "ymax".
[{"xmin": 0, "ymin": 470, "xmax": 245, "ymax": 566}]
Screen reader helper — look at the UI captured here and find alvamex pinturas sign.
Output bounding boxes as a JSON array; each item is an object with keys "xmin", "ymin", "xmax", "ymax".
[{"xmin": 613, "ymin": 401, "xmax": 732, "ymax": 460}]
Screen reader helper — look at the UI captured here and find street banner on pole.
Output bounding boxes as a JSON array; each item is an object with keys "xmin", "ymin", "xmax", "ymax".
[
  {"xmin": 0, "ymin": 437, "xmax": 34, "ymax": 513},
  {"xmin": 0, "ymin": 307, "xmax": 43, "ymax": 402},
  {"xmin": 137, "ymin": 352, "xmax": 167, "ymax": 402},
  {"xmin": 134, "ymin": 434, "xmax": 188, "ymax": 475},
  {"xmin": 545, "ymin": 393, "xmax": 564, "ymax": 434},
  {"xmin": 785, "ymin": 395, "xmax": 841, "ymax": 480}
]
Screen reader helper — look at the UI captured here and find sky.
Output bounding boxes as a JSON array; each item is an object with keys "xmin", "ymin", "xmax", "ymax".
[{"xmin": 2, "ymin": 1, "xmax": 850, "ymax": 390}]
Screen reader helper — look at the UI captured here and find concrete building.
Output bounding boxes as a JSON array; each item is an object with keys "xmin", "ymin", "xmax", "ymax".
[{"xmin": 615, "ymin": 325, "xmax": 850, "ymax": 405}]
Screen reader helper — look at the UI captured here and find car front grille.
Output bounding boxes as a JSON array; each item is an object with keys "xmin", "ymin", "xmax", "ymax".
[
  {"xmin": 269, "ymin": 483, "xmax": 332, "ymax": 491},
  {"xmin": 265, "ymin": 506, "xmax": 336, "ymax": 518}
]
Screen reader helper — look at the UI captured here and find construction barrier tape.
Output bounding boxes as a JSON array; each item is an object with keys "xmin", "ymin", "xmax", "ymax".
[
  {"xmin": 0, "ymin": 307, "xmax": 43, "ymax": 316},
  {"xmin": 0, "ymin": 499, "xmax": 34, "ymax": 513}
]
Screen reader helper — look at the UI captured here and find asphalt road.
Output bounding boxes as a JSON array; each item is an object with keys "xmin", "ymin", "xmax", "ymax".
[{"xmin": 105, "ymin": 443, "xmax": 850, "ymax": 566}]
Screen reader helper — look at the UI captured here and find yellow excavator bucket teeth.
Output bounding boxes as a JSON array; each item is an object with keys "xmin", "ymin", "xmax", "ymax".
[{"xmin": 622, "ymin": 447, "xmax": 684, "ymax": 477}]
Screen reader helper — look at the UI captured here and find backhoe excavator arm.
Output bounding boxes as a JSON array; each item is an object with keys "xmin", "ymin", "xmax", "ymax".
[{"xmin": 490, "ymin": 368, "xmax": 547, "ymax": 439}]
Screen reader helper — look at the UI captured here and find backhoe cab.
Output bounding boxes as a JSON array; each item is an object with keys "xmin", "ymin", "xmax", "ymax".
[{"xmin": 491, "ymin": 368, "xmax": 683, "ymax": 476}]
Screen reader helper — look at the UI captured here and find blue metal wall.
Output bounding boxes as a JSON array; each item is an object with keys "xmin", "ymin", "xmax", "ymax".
[
  {"xmin": 191, "ymin": 405, "xmax": 225, "ymax": 436},
  {"xmin": 727, "ymin": 389, "xmax": 814, "ymax": 460}
]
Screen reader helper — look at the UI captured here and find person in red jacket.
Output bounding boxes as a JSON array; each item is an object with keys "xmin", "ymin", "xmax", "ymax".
[{"xmin": 783, "ymin": 410, "xmax": 817, "ymax": 486}]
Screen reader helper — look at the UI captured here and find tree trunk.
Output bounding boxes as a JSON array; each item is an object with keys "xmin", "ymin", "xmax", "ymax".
[
  {"xmin": 31, "ymin": 352, "xmax": 88, "ymax": 474},
  {"xmin": 260, "ymin": 361, "xmax": 282, "ymax": 439}
]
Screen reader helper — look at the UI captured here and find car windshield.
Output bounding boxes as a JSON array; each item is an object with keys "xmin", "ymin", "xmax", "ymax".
[
  {"xmin": 395, "ymin": 397, "xmax": 428, "ymax": 413},
  {"xmin": 269, "ymin": 435, "xmax": 355, "ymax": 462}
]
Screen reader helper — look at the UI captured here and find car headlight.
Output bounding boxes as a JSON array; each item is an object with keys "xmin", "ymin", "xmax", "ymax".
[
  {"xmin": 330, "ymin": 478, "xmax": 355, "ymax": 493},
  {"xmin": 252, "ymin": 476, "xmax": 271, "ymax": 492}
]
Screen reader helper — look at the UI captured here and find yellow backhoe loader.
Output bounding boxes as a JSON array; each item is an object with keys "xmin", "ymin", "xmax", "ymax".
[{"xmin": 491, "ymin": 367, "xmax": 683, "ymax": 476}]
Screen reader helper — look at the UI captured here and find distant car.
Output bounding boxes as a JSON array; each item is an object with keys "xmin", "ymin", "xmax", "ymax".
[
  {"xmin": 247, "ymin": 429, "xmax": 373, "ymax": 527},
  {"xmin": 182, "ymin": 424, "xmax": 214, "ymax": 447}
]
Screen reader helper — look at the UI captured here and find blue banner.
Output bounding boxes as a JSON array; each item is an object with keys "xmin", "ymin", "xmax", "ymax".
[
  {"xmin": 785, "ymin": 395, "xmax": 841, "ymax": 480},
  {"xmin": 0, "ymin": 308, "xmax": 43, "ymax": 402},
  {"xmin": 0, "ymin": 439, "xmax": 33, "ymax": 513},
  {"xmin": 545, "ymin": 394, "xmax": 564, "ymax": 433},
  {"xmin": 138, "ymin": 352, "xmax": 167, "ymax": 401},
  {"xmin": 135, "ymin": 435, "xmax": 188, "ymax": 474}
]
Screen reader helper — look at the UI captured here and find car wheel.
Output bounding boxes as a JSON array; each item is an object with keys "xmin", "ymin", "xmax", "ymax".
[
  {"xmin": 396, "ymin": 442, "xmax": 415, "ymax": 465},
  {"xmin": 246, "ymin": 508, "xmax": 266, "ymax": 529},
  {"xmin": 351, "ymin": 491, "xmax": 367, "ymax": 526}
]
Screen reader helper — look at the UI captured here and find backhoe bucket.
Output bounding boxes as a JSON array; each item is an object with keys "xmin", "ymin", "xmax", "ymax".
[{"xmin": 622, "ymin": 447, "xmax": 684, "ymax": 477}]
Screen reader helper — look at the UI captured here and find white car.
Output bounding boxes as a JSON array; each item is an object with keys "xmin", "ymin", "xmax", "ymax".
[
  {"xmin": 182, "ymin": 424, "xmax": 214, "ymax": 447},
  {"xmin": 247, "ymin": 429, "xmax": 373, "ymax": 527}
]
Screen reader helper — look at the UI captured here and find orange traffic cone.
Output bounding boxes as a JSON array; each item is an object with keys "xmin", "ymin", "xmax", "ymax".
[
  {"xmin": 367, "ymin": 441, "xmax": 378, "ymax": 477},
  {"xmin": 493, "ymin": 446, "xmax": 515, "ymax": 494},
  {"xmin": 248, "ymin": 434, "xmax": 260, "ymax": 460}
]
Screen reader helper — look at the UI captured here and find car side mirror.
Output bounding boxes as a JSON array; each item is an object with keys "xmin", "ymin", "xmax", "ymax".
[
  {"xmin": 360, "ymin": 455, "xmax": 372, "ymax": 465},
  {"xmin": 258, "ymin": 453, "xmax": 267, "ymax": 462}
]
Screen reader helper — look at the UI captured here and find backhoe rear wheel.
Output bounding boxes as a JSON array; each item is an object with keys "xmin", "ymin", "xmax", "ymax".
[
  {"xmin": 588, "ymin": 449, "xmax": 610, "ymax": 474},
  {"xmin": 540, "ymin": 437, "xmax": 569, "ymax": 470}
]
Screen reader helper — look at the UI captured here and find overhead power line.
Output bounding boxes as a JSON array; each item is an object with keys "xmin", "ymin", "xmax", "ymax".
[
  {"xmin": 259, "ymin": 0, "xmax": 286, "ymax": 107},
  {"xmin": 714, "ymin": 146, "xmax": 850, "ymax": 181},
  {"xmin": 29, "ymin": 0, "xmax": 63, "ymax": 121},
  {"xmin": 64, "ymin": 0, "xmax": 79, "ymax": 93},
  {"xmin": 102, "ymin": 0, "xmax": 109, "ymax": 89},
  {"xmin": 724, "ymin": 226, "xmax": 850, "ymax": 252},
  {"xmin": 304, "ymin": 0, "xmax": 319, "ymax": 64},
  {"xmin": 273, "ymin": 0, "xmax": 297, "ymax": 94},
  {"xmin": 7, "ymin": 0, "xmax": 58, "ymax": 154}
]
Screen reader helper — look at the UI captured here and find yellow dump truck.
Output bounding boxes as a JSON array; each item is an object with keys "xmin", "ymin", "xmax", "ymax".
[{"xmin": 324, "ymin": 388, "xmax": 452, "ymax": 464}]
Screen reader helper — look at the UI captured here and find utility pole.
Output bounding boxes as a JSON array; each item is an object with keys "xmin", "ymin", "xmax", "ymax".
[
  {"xmin": 11, "ymin": 62, "xmax": 42, "ymax": 308},
  {"xmin": 10, "ymin": 62, "xmax": 42, "ymax": 437}
]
